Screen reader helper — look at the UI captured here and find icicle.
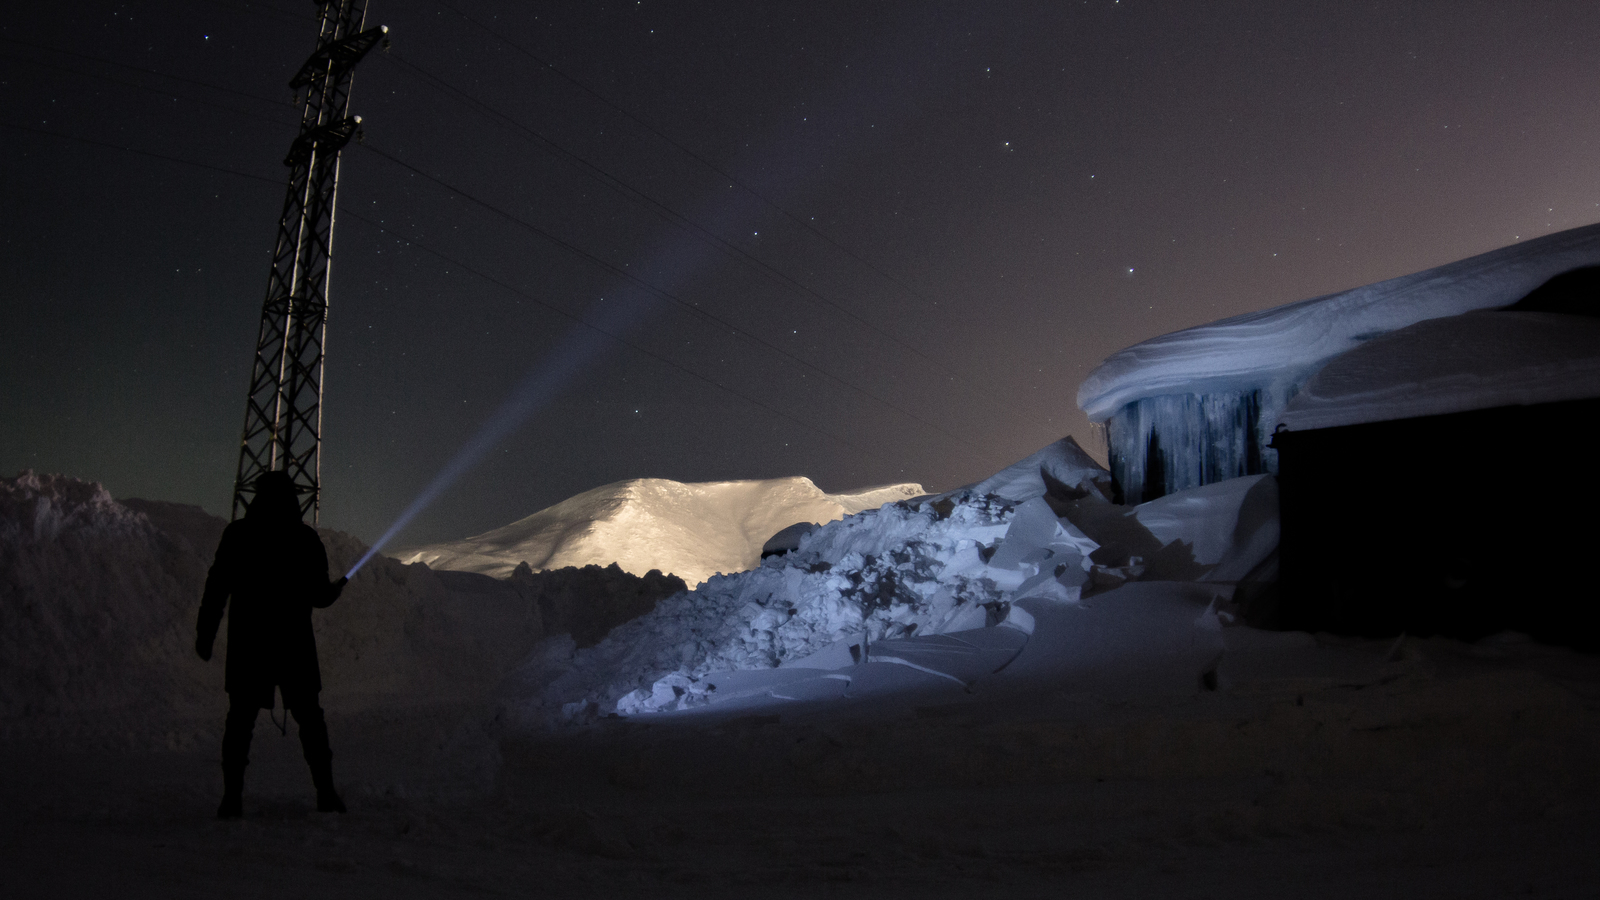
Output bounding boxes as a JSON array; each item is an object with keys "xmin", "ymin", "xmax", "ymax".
[{"xmin": 1106, "ymin": 388, "xmax": 1268, "ymax": 504}]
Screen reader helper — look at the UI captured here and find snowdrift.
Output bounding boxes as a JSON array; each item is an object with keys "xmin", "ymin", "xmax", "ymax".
[
  {"xmin": 513, "ymin": 438, "xmax": 1281, "ymax": 724},
  {"xmin": 0, "ymin": 472, "xmax": 679, "ymax": 749},
  {"xmin": 398, "ymin": 476, "xmax": 924, "ymax": 586},
  {"xmin": 1077, "ymin": 222, "xmax": 1600, "ymax": 422},
  {"xmin": 3, "ymin": 437, "xmax": 1282, "ymax": 749}
]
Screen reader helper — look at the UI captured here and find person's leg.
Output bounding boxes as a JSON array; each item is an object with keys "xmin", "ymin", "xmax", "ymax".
[
  {"xmin": 289, "ymin": 699, "xmax": 344, "ymax": 813},
  {"xmin": 218, "ymin": 699, "xmax": 258, "ymax": 818}
]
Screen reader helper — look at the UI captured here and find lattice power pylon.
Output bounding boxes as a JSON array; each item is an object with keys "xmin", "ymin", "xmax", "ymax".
[{"xmin": 232, "ymin": 1, "xmax": 385, "ymax": 521}]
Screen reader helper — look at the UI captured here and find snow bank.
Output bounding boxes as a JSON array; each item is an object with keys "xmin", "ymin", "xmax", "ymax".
[
  {"xmin": 399, "ymin": 476, "xmax": 925, "ymax": 586},
  {"xmin": 1279, "ymin": 310, "xmax": 1600, "ymax": 431},
  {"xmin": 0, "ymin": 472, "xmax": 675, "ymax": 750},
  {"xmin": 2, "ymin": 450, "xmax": 1283, "ymax": 747},
  {"xmin": 0, "ymin": 473, "xmax": 218, "ymax": 742},
  {"xmin": 514, "ymin": 440, "xmax": 1275, "ymax": 724},
  {"xmin": 1077, "ymin": 222, "xmax": 1600, "ymax": 422}
]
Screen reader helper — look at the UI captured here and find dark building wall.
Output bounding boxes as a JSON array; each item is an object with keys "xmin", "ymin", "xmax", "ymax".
[{"xmin": 1271, "ymin": 397, "xmax": 1600, "ymax": 650}]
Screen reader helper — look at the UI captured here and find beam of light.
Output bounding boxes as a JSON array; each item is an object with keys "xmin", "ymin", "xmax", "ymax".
[
  {"xmin": 345, "ymin": 12, "xmax": 957, "ymax": 580},
  {"xmin": 344, "ymin": 135, "xmax": 828, "ymax": 579},
  {"xmin": 344, "ymin": 298, "xmax": 638, "ymax": 578},
  {"xmin": 341, "ymin": 190, "xmax": 756, "ymax": 579}
]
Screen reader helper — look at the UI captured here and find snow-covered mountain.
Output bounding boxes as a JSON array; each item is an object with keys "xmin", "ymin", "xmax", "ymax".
[{"xmin": 397, "ymin": 477, "xmax": 925, "ymax": 586}]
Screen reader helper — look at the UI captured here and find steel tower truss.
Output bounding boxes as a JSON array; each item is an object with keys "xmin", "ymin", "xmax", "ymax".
[{"xmin": 232, "ymin": 0, "xmax": 385, "ymax": 521}]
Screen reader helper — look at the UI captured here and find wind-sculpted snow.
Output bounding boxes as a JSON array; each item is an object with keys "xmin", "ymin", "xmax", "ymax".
[
  {"xmin": 1279, "ymin": 310, "xmax": 1600, "ymax": 431},
  {"xmin": 516, "ymin": 492, "xmax": 1065, "ymax": 722},
  {"xmin": 3, "ymin": 445, "xmax": 1280, "ymax": 748},
  {"xmin": 513, "ymin": 442, "xmax": 1280, "ymax": 724},
  {"xmin": 1077, "ymin": 222, "xmax": 1600, "ymax": 422}
]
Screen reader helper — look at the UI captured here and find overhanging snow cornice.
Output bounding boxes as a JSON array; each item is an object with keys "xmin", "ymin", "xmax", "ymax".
[{"xmin": 1076, "ymin": 222, "xmax": 1600, "ymax": 421}]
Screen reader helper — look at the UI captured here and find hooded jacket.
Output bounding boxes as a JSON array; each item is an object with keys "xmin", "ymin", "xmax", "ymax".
[{"xmin": 197, "ymin": 476, "xmax": 341, "ymax": 709}]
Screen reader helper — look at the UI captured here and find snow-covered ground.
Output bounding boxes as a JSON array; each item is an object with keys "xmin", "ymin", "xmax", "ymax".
[
  {"xmin": 397, "ymin": 476, "xmax": 924, "ymax": 586},
  {"xmin": 4, "ymin": 452, "xmax": 1599, "ymax": 897}
]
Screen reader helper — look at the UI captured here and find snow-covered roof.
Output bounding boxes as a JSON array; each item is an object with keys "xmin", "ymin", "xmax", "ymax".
[
  {"xmin": 1077, "ymin": 222, "xmax": 1600, "ymax": 421},
  {"xmin": 1277, "ymin": 311, "xmax": 1600, "ymax": 431}
]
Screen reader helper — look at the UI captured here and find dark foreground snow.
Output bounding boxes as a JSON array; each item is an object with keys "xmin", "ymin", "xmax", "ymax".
[
  {"xmin": 4, "ymin": 469, "xmax": 1599, "ymax": 896},
  {"xmin": 5, "ymin": 629, "xmax": 1600, "ymax": 898}
]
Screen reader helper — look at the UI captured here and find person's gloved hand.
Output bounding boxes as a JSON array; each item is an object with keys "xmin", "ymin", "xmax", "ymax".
[
  {"xmin": 332, "ymin": 576, "xmax": 349, "ymax": 600},
  {"xmin": 196, "ymin": 633, "xmax": 213, "ymax": 662}
]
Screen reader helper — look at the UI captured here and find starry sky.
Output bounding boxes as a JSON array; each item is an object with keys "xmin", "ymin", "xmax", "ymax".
[{"xmin": 4, "ymin": 0, "xmax": 1599, "ymax": 548}]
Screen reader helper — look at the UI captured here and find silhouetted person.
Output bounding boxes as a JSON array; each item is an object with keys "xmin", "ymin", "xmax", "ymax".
[{"xmin": 196, "ymin": 471, "xmax": 348, "ymax": 819}]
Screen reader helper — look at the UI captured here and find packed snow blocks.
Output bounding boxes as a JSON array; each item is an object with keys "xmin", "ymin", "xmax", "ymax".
[{"xmin": 1079, "ymin": 223, "xmax": 1600, "ymax": 648}]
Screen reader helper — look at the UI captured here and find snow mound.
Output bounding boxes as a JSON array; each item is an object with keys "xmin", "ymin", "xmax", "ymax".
[
  {"xmin": 0, "ymin": 473, "xmax": 655, "ymax": 749},
  {"xmin": 0, "ymin": 472, "xmax": 218, "ymax": 739},
  {"xmin": 958, "ymin": 435, "xmax": 1111, "ymax": 502},
  {"xmin": 513, "ymin": 440, "xmax": 1278, "ymax": 724},
  {"xmin": 1077, "ymin": 222, "xmax": 1600, "ymax": 421},
  {"xmin": 398, "ymin": 476, "xmax": 925, "ymax": 586}
]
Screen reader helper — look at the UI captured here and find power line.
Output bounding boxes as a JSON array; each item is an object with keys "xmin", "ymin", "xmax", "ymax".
[
  {"xmin": 0, "ymin": 110, "xmax": 892, "ymax": 464},
  {"xmin": 377, "ymin": 49, "xmax": 953, "ymax": 376},
  {"xmin": 0, "ymin": 35, "xmax": 294, "ymax": 109},
  {"xmin": 0, "ymin": 120, "xmax": 281, "ymax": 185},
  {"xmin": 5, "ymin": 53, "xmax": 297, "ymax": 128},
  {"xmin": 358, "ymin": 142, "xmax": 982, "ymax": 451},
  {"xmin": 434, "ymin": 3, "xmax": 957, "ymax": 357},
  {"xmin": 196, "ymin": 0, "xmax": 316, "ymax": 25},
  {"xmin": 2, "ymin": 82, "xmax": 960, "ymax": 452},
  {"xmin": 340, "ymin": 209, "xmax": 895, "ymax": 464},
  {"xmin": 1, "ymin": 97, "xmax": 932, "ymax": 469},
  {"xmin": 7, "ymin": 29, "xmax": 991, "ymax": 429},
  {"xmin": 3, "ymin": 31, "xmax": 985, "ymax": 457}
]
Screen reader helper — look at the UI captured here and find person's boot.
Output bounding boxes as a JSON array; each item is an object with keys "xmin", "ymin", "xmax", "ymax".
[
  {"xmin": 217, "ymin": 763, "xmax": 245, "ymax": 819},
  {"xmin": 218, "ymin": 702, "xmax": 256, "ymax": 819},
  {"xmin": 294, "ymin": 703, "xmax": 345, "ymax": 813},
  {"xmin": 314, "ymin": 775, "xmax": 346, "ymax": 814},
  {"xmin": 309, "ymin": 752, "xmax": 345, "ymax": 813}
]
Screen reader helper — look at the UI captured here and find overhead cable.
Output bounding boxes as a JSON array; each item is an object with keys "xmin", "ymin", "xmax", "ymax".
[
  {"xmin": 378, "ymin": 49, "xmax": 954, "ymax": 376},
  {"xmin": 435, "ymin": 2, "xmax": 957, "ymax": 355},
  {"xmin": 341, "ymin": 209, "xmax": 895, "ymax": 465},
  {"xmin": 359, "ymin": 142, "xmax": 982, "ymax": 452}
]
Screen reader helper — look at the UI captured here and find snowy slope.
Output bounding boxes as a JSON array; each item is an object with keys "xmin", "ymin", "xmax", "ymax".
[
  {"xmin": 398, "ymin": 477, "xmax": 925, "ymax": 586},
  {"xmin": 1077, "ymin": 222, "xmax": 1600, "ymax": 422}
]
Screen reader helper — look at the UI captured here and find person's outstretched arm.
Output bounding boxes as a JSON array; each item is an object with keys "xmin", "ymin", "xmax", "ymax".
[
  {"xmin": 317, "ymin": 576, "xmax": 349, "ymax": 608},
  {"xmin": 308, "ymin": 530, "xmax": 346, "ymax": 608}
]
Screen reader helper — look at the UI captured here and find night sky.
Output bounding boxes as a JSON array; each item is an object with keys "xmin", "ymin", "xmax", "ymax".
[{"xmin": 4, "ymin": 1, "xmax": 1598, "ymax": 549}]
